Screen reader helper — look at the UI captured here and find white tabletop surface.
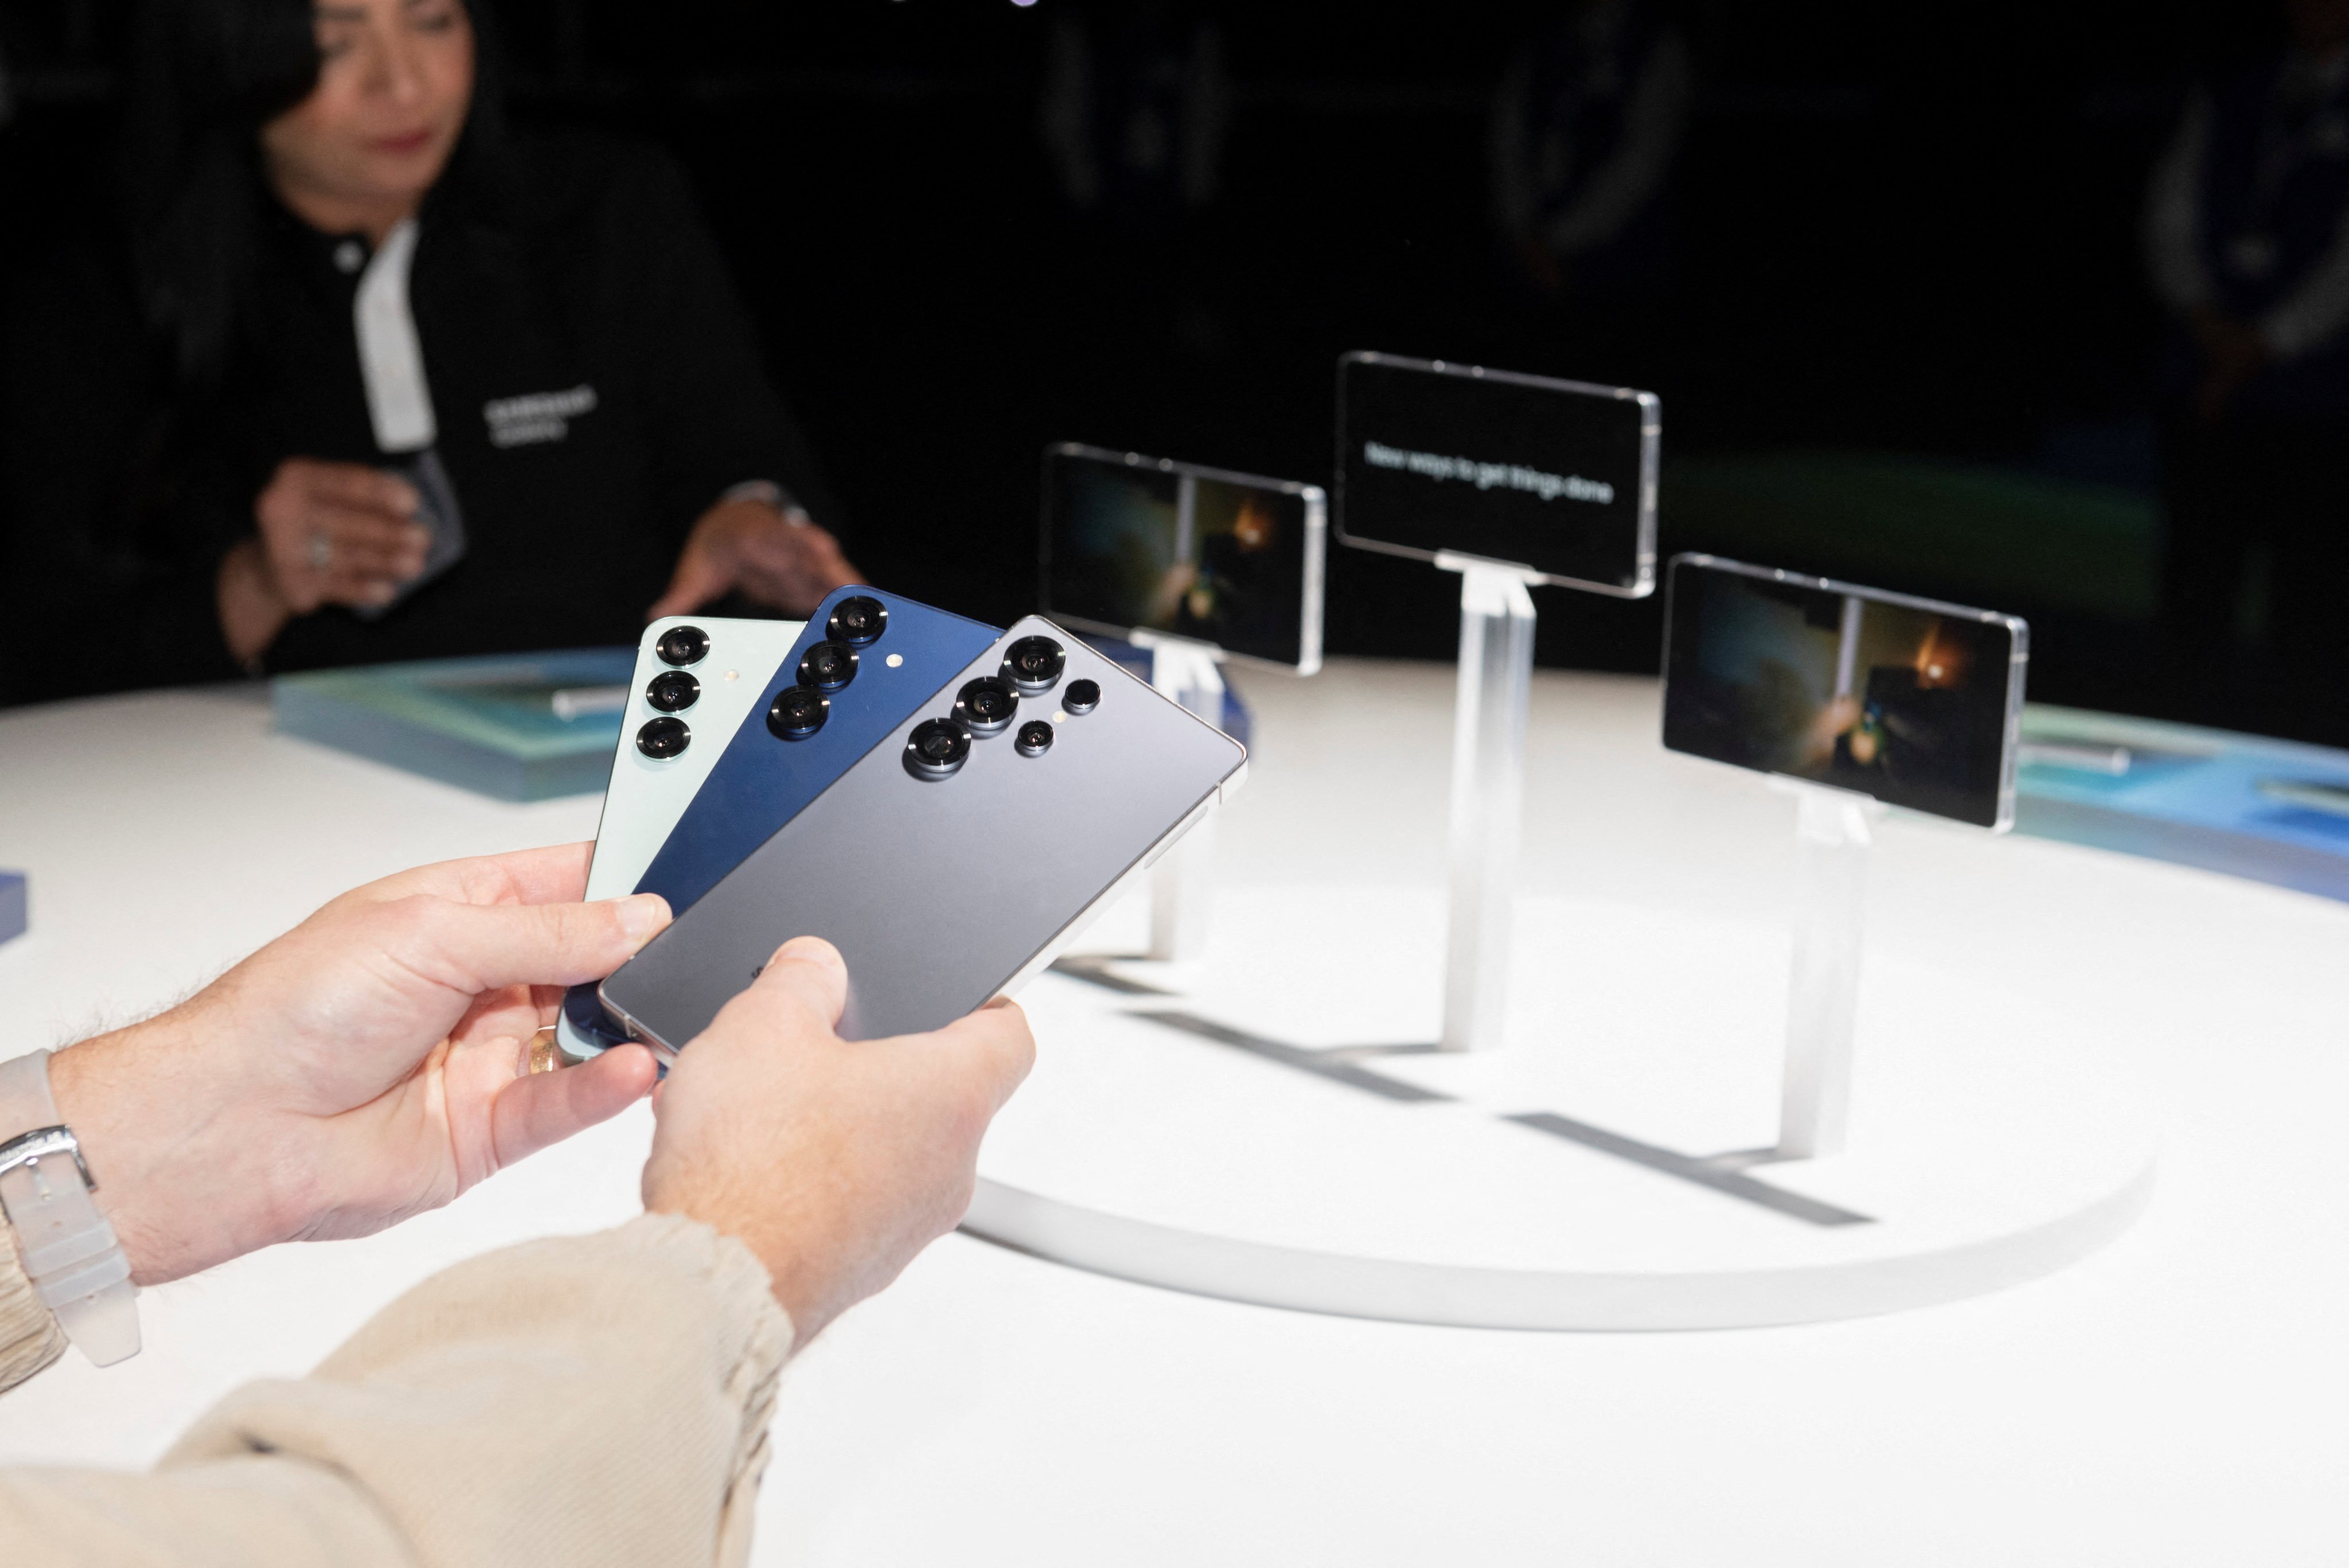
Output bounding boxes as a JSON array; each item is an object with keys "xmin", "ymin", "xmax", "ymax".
[{"xmin": 2, "ymin": 661, "xmax": 2346, "ymax": 1565}]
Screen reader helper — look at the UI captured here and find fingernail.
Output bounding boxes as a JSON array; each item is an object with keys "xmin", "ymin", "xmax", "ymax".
[{"xmin": 616, "ymin": 894, "xmax": 670, "ymax": 941}]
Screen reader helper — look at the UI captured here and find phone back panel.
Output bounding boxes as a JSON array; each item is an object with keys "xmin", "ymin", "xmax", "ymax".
[
  {"xmin": 633, "ymin": 587, "xmax": 1001, "ymax": 914},
  {"xmin": 600, "ymin": 616, "xmax": 1248, "ymax": 1047},
  {"xmin": 585, "ymin": 615, "xmax": 806, "ymax": 901}
]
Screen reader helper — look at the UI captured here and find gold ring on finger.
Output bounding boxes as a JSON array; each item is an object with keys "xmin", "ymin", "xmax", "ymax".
[{"xmin": 526, "ymin": 1025, "xmax": 572, "ymax": 1075}]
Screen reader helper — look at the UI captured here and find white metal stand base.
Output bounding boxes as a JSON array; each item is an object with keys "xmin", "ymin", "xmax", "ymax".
[
  {"xmin": 1436, "ymin": 553, "xmax": 1540, "ymax": 1051},
  {"xmin": 1138, "ymin": 636, "xmax": 1228, "ymax": 962},
  {"xmin": 973, "ymin": 884, "xmax": 2157, "ymax": 1332}
]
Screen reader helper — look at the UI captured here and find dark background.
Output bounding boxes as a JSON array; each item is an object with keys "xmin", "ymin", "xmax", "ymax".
[{"xmin": 0, "ymin": 1, "xmax": 2300, "ymax": 729}]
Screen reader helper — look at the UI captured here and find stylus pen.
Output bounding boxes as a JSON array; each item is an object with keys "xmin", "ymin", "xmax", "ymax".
[
  {"xmin": 2017, "ymin": 742, "xmax": 2132, "ymax": 775},
  {"xmin": 551, "ymin": 685, "xmax": 630, "ymax": 721}
]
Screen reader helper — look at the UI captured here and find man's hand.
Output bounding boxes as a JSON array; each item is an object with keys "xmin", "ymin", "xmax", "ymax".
[
  {"xmin": 641, "ymin": 937, "xmax": 1034, "ymax": 1342},
  {"xmin": 47, "ymin": 845, "xmax": 669, "ymax": 1285},
  {"xmin": 648, "ymin": 498, "xmax": 862, "ymax": 621}
]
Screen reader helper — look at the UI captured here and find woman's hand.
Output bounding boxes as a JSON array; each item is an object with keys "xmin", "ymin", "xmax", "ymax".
[
  {"xmin": 255, "ymin": 457, "xmax": 430, "ymax": 613},
  {"xmin": 648, "ymin": 497, "xmax": 862, "ymax": 621},
  {"xmin": 46, "ymin": 844, "xmax": 669, "ymax": 1286},
  {"xmin": 642, "ymin": 937, "xmax": 1034, "ymax": 1342},
  {"xmin": 218, "ymin": 457, "xmax": 431, "ymax": 661}
]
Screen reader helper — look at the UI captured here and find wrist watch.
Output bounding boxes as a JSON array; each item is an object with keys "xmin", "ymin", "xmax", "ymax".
[{"xmin": 0, "ymin": 1050, "xmax": 141, "ymax": 1367}]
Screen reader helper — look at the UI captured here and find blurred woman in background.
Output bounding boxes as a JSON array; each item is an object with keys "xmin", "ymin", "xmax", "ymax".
[{"xmin": 2, "ymin": 0, "xmax": 856, "ymax": 699}]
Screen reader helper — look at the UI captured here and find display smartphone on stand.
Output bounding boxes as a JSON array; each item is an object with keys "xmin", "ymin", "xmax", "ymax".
[
  {"xmin": 556, "ymin": 614, "xmax": 805, "ymax": 1058},
  {"xmin": 597, "ymin": 616, "xmax": 1250, "ymax": 1052},
  {"xmin": 1660, "ymin": 553, "xmax": 2029, "ymax": 829},
  {"xmin": 1040, "ymin": 443, "xmax": 1326, "ymax": 672},
  {"xmin": 1334, "ymin": 350, "xmax": 1658, "ymax": 594}
]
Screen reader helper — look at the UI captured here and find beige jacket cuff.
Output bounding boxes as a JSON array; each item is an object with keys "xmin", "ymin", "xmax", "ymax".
[
  {"xmin": 0, "ymin": 1213, "xmax": 792, "ymax": 1568},
  {"xmin": 0, "ymin": 1224, "xmax": 67, "ymax": 1395}
]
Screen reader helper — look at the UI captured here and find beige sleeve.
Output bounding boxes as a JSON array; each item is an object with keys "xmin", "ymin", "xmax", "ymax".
[
  {"xmin": 0, "ymin": 1214, "xmax": 793, "ymax": 1568},
  {"xmin": 0, "ymin": 1223, "xmax": 67, "ymax": 1394}
]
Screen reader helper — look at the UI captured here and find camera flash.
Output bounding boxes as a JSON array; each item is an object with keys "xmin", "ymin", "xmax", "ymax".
[
  {"xmin": 724, "ymin": 669, "xmax": 738, "ymax": 682},
  {"xmin": 886, "ymin": 653, "xmax": 904, "ymax": 668}
]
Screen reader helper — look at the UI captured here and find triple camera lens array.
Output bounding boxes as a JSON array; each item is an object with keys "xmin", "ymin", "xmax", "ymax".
[
  {"xmin": 902, "ymin": 634, "xmax": 1101, "ymax": 782},
  {"xmin": 634, "ymin": 622, "xmax": 715, "ymax": 759},
  {"xmin": 643, "ymin": 602, "xmax": 1105, "ymax": 782},
  {"xmin": 764, "ymin": 596, "xmax": 888, "ymax": 742}
]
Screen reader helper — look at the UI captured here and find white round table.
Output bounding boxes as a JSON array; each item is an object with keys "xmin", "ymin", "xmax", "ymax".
[{"xmin": 2, "ymin": 663, "xmax": 2344, "ymax": 1565}]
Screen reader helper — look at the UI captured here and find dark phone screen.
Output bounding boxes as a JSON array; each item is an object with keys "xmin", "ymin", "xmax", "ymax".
[
  {"xmin": 1335, "ymin": 354, "xmax": 1653, "ymax": 593},
  {"xmin": 1043, "ymin": 450, "xmax": 1316, "ymax": 667},
  {"xmin": 1661, "ymin": 558, "xmax": 2023, "ymax": 828}
]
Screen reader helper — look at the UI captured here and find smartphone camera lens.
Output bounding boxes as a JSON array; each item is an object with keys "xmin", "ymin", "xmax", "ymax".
[
  {"xmin": 637, "ymin": 716, "xmax": 690, "ymax": 759},
  {"xmin": 1061, "ymin": 677, "xmax": 1102, "ymax": 715},
  {"xmin": 646, "ymin": 670, "xmax": 700, "ymax": 713},
  {"xmin": 767, "ymin": 685, "xmax": 829, "ymax": 740},
  {"xmin": 954, "ymin": 676, "xmax": 1019, "ymax": 735},
  {"xmin": 1001, "ymin": 635, "xmax": 1066, "ymax": 694},
  {"xmin": 798, "ymin": 640, "xmax": 859, "ymax": 693},
  {"xmin": 826, "ymin": 595, "xmax": 888, "ymax": 647},
  {"xmin": 1015, "ymin": 719, "xmax": 1053, "ymax": 757},
  {"xmin": 903, "ymin": 716, "xmax": 972, "ymax": 780},
  {"xmin": 656, "ymin": 625, "xmax": 709, "ymax": 667}
]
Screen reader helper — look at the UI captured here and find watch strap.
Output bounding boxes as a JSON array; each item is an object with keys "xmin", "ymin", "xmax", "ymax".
[
  {"xmin": 0, "ymin": 1051, "xmax": 141, "ymax": 1367},
  {"xmin": 0, "ymin": 1049, "xmax": 53, "ymax": 1149}
]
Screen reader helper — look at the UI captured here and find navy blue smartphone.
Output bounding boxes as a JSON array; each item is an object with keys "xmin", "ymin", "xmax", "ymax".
[{"xmin": 560, "ymin": 587, "xmax": 1001, "ymax": 1055}]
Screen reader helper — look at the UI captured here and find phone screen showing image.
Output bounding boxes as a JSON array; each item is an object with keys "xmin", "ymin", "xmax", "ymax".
[
  {"xmin": 1042, "ymin": 445, "xmax": 1323, "ymax": 670},
  {"xmin": 1661, "ymin": 555, "xmax": 2027, "ymax": 829}
]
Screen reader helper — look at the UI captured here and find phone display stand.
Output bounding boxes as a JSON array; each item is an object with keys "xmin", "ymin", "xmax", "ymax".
[
  {"xmin": 1134, "ymin": 633, "xmax": 1227, "ymax": 962},
  {"xmin": 1434, "ymin": 552, "xmax": 1540, "ymax": 1051},
  {"xmin": 1773, "ymin": 781, "xmax": 1883, "ymax": 1160}
]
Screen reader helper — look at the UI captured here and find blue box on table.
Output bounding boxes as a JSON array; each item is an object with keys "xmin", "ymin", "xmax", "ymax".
[{"xmin": 272, "ymin": 649, "xmax": 637, "ymax": 802}]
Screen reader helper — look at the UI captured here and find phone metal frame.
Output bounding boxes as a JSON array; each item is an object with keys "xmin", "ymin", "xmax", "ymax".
[
  {"xmin": 1661, "ymin": 552, "xmax": 2031, "ymax": 833},
  {"xmin": 1332, "ymin": 350, "xmax": 1660, "ymax": 599},
  {"xmin": 1040, "ymin": 441, "xmax": 1327, "ymax": 676}
]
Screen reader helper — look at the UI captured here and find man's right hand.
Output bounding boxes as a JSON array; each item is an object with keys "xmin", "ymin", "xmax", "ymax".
[{"xmin": 641, "ymin": 937, "xmax": 1036, "ymax": 1343}]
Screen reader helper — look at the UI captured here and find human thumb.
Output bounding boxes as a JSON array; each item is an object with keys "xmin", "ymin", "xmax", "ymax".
[
  {"xmin": 400, "ymin": 892, "xmax": 672, "ymax": 993},
  {"xmin": 748, "ymin": 935, "xmax": 849, "ymax": 1032}
]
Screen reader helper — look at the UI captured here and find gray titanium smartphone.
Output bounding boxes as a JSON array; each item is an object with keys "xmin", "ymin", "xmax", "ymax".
[
  {"xmin": 598, "ymin": 616, "xmax": 1250, "ymax": 1052},
  {"xmin": 1661, "ymin": 553, "xmax": 2029, "ymax": 830},
  {"xmin": 1040, "ymin": 442, "xmax": 1326, "ymax": 672}
]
